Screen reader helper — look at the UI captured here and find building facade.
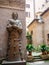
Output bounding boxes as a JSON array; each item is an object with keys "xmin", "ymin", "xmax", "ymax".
[
  {"xmin": 25, "ymin": 0, "xmax": 34, "ymax": 27},
  {"xmin": 28, "ymin": 8, "xmax": 49, "ymax": 47},
  {"xmin": 25, "ymin": 0, "xmax": 49, "ymax": 27},
  {"xmin": 0, "ymin": 0, "xmax": 27, "ymax": 59}
]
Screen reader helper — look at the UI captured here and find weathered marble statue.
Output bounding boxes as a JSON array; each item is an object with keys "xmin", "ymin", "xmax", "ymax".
[{"xmin": 7, "ymin": 12, "xmax": 22, "ymax": 29}]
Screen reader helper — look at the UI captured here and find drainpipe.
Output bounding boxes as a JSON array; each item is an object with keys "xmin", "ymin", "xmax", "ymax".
[
  {"xmin": 33, "ymin": 0, "xmax": 36, "ymax": 19},
  {"xmin": 38, "ymin": 16, "xmax": 45, "ymax": 44},
  {"xmin": 42, "ymin": 21, "xmax": 45, "ymax": 43}
]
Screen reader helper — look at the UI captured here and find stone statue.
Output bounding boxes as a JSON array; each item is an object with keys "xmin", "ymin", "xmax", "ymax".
[
  {"xmin": 6, "ymin": 12, "xmax": 22, "ymax": 61},
  {"xmin": 7, "ymin": 12, "xmax": 22, "ymax": 29}
]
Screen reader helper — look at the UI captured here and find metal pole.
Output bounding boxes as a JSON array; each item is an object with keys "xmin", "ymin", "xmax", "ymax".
[{"xmin": 33, "ymin": 0, "xmax": 35, "ymax": 19}]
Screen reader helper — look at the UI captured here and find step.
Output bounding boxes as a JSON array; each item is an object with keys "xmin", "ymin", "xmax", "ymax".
[
  {"xmin": 34, "ymin": 56, "xmax": 41, "ymax": 59},
  {"xmin": 34, "ymin": 57, "xmax": 40, "ymax": 58},
  {"xmin": 2, "ymin": 60, "xmax": 26, "ymax": 65},
  {"xmin": 34, "ymin": 59, "xmax": 43, "ymax": 61}
]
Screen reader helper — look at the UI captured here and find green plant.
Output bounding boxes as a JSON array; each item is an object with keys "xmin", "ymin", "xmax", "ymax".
[
  {"xmin": 26, "ymin": 32, "xmax": 32, "ymax": 41},
  {"xmin": 46, "ymin": 46, "xmax": 49, "ymax": 54},
  {"xmin": 26, "ymin": 44, "xmax": 34, "ymax": 52},
  {"xmin": 26, "ymin": 32, "xmax": 34, "ymax": 55},
  {"xmin": 34, "ymin": 45, "xmax": 41, "ymax": 52},
  {"xmin": 40, "ymin": 44, "xmax": 47, "ymax": 52}
]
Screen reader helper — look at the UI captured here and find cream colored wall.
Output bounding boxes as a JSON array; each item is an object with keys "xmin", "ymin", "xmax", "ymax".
[
  {"xmin": 42, "ymin": 10, "xmax": 49, "ymax": 45},
  {"xmin": 28, "ymin": 10, "xmax": 49, "ymax": 47},
  {"xmin": 32, "ymin": 23, "xmax": 43, "ymax": 47},
  {"xmin": 28, "ymin": 21, "xmax": 43, "ymax": 47},
  {"xmin": 28, "ymin": 21, "xmax": 37, "ymax": 32}
]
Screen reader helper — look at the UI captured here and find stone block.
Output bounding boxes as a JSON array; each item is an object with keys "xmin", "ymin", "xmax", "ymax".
[{"xmin": 2, "ymin": 60, "xmax": 26, "ymax": 65}]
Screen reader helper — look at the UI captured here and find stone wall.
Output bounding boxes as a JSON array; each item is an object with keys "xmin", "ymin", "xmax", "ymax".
[
  {"xmin": 0, "ymin": 0, "xmax": 25, "ymax": 8},
  {"xmin": 28, "ymin": 9, "xmax": 49, "ymax": 47},
  {"xmin": 42, "ymin": 10, "xmax": 49, "ymax": 45},
  {"xmin": 28, "ymin": 20, "xmax": 43, "ymax": 47},
  {"xmin": 0, "ymin": 7, "xmax": 26, "ymax": 59},
  {"xmin": 32, "ymin": 22, "xmax": 43, "ymax": 47}
]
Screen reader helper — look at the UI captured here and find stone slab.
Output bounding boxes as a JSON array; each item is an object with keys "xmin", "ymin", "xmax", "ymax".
[{"xmin": 2, "ymin": 60, "xmax": 26, "ymax": 65}]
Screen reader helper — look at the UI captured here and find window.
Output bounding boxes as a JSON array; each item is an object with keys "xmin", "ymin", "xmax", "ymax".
[
  {"xmin": 46, "ymin": 0, "xmax": 49, "ymax": 3},
  {"xmin": 31, "ymin": 31, "xmax": 33, "ymax": 35},
  {"xmin": 48, "ymin": 34, "xmax": 49, "ymax": 38},
  {"xmin": 42, "ymin": 4, "xmax": 44, "ymax": 7},
  {"xmin": 26, "ymin": 4, "xmax": 30, "ymax": 8},
  {"xmin": 29, "ymin": 12, "xmax": 30, "ymax": 17},
  {"xmin": 26, "ymin": 12, "xmax": 30, "ymax": 17},
  {"xmin": 26, "ymin": 12, "xmax": 28, "ymax": 17},
  {"xmin": 47, "ymin": 34, "xmax": 49, "ymax": 41}
]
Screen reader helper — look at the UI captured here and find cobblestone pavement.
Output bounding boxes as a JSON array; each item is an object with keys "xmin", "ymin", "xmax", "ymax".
[{"xmin": 27, "ymin": 61, "xmax": 49, "ymax": 65}]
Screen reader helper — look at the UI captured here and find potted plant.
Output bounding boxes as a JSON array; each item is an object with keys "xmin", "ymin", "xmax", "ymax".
[
  {"xmin": 26, "ymin": 43, "xmax": 34, "ymax": 61},
  {"xmin": 40, "ymin": 44, "xmax": 47, "ymax": 55},
  {"xmin": 46, "ymin": 46, "xmax": 49, "ymax": 54},
  {"xmin": 46, "ymin": 46, "xmax": 49, "ymax": 59},
  {"xmin": 26, "ymin": 32, "xmax": 34, "ymax": 61},
  {"xmin": 26, "ymin": 43, "xmax": 33, "ymax": 56},
  {"xmin": 40, "ymin": 44, "xmax": 48, "ymax": 59},
  {"xmin": 26, "ymin": 32, "xmax": 33, "ymax": 55}
]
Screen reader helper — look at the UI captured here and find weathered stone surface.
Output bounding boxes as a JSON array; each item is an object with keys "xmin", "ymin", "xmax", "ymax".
[
  {"xmin": 0, "ymin": 0, "xmax": 25, "ymax": 8},
  {"xmin": 0, "ymin": 7, "xmax": 26, "ymax": 59},
  {"xmin": 28, "ymin": 9, "xmax": 49, "ymax": 47},
  {"xmin": 2, "ymin": 60, "xmax": 26, "ymax": 65}
]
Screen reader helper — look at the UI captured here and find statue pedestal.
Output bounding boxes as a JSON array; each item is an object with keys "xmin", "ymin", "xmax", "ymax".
[
  {"xmin": 6, "ymin": 25, "xmax": 22, "ymax": 61},
  {"xmin": 27, "ymin": 55, "xmax": 33, "ymax": 61},
  {"xmin": 2, "ymin": 60, "xmax": 26, "ymax": 65},
  {"xmin": 40, "ymin": 54, "xmax": 49, "ymax": 60}
]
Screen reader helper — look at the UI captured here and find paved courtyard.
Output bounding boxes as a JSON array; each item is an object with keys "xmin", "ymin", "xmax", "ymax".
[{"xmin": 27, "ymin": 61, "xmax": 49, "ymax": 65}]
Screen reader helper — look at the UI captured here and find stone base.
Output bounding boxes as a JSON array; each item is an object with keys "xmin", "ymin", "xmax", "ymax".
[
  {"xmin": 27, "ymin": 55, "xmax": 33, "ymax": 61},
  {"xmin": 2, "ymin": 60, "xmax": 26, "ymax": 65},
  {"xmin": 40, "ymin": 54, "xmax": 49, "ymax": 60}
]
